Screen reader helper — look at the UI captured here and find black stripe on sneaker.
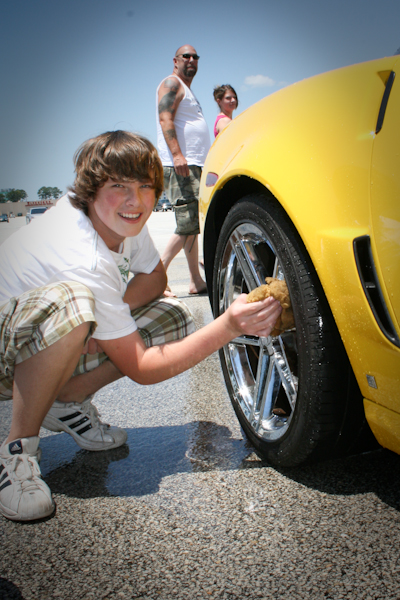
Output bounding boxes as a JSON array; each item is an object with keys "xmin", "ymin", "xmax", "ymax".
[
  {"xmin": 69, "ymin": 416, "xmax": 90, "ymax": 430},
  {"xmin": 0, "ymin": 480, "xmax": 11, "ymax": 492},
  {"xmin": 0, "ymin": 467, "xmax": 8, "ymax": 483},
  {"xmin": 76, "ymin": 424, "xmax": 92, "ymax": 435},
  {"xmin": 59, "ymin": 411, "xmax": 83, "ymax": 423},
  {"xmin": 0, "ymin": 467, "xmax": 11, "ymax": 492}
]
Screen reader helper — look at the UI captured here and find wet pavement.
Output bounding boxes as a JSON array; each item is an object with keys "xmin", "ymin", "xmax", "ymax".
[{"xmin": 1, "ymin": 214, "xmax": 400, "ymax": 599}]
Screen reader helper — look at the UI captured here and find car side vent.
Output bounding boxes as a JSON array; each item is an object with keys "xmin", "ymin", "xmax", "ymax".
[
  {"xmin": 354, "ymin": 236, "xmax": 400, "ymax": 347},
  {"xmin": 376, "ymin": 70, "xmax": 395, "ymax": 134}
]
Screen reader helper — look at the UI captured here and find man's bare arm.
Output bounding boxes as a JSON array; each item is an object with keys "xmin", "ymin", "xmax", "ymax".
[
  {"xmin": 158, "ymin": 78, "xmax": 181, "ymax": 116},
  {"xmin": 158, "ymin": 77, "xmax": 189, "ymax": 177}
]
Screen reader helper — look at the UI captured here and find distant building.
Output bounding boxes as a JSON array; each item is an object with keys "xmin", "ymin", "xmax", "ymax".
[{"xmin": 1, "ymin": 199, "xmax": 56, "ymax": 217}]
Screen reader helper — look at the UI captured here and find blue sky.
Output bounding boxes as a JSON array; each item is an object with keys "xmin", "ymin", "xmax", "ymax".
[{"xmin": 1, "ymin": 0, "xmax": 399, "ymax": 200}]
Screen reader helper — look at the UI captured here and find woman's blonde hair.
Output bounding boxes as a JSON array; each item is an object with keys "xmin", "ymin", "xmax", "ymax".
[{"xmin": 70, "ymin": 130, "xmax": 163, "ymax": 212}]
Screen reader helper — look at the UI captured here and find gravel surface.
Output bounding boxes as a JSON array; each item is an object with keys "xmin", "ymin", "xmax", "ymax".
[{"xmin": 1, "ymin": 214, "xmax": 400, "ymax": 599}]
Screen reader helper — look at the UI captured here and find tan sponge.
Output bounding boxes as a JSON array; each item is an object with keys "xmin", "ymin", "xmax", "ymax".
[{"xmin": 247, "ymin": 277, "xmax": 295, "ymax": 336}]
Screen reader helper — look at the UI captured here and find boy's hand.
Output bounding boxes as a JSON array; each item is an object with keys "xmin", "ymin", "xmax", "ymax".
[{"xmin": 225, "ymin": 294, "xmax": 282, "ymax": 339}]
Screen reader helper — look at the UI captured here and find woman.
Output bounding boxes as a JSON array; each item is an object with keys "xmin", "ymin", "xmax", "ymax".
[{"xmin": 213, "ymin": 84, "xmax": 238, "ymax": 137}]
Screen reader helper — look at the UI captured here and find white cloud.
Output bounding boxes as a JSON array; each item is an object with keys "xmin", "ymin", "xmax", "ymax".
[{"xmin": 243, "ymin": 75, "xmax": 276, "ymax": 88}]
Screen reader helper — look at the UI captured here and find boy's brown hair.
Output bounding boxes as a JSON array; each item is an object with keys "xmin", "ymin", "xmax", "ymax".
[{"xmin": 70, "ymin": 130, "xmax": 164, "ymax": 212}]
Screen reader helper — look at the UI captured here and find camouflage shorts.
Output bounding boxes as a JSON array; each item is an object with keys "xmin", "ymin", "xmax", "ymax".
[
  {"xmin": 0, "ymin": 283, "xmax": 195, "ymax": 400},
  {"xmin": 163, "ymin": 165, "xmax": 202, "ymax": 236}
]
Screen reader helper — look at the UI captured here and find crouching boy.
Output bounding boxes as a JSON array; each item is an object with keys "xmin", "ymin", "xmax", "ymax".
[{"xmin": 0, "ymin": 131, "xmax": 281, "ymax": 522}]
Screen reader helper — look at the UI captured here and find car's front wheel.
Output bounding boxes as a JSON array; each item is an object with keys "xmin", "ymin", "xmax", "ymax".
[{"xmin": 213, "ymin": 194, "xmax": 367, "ymax": 467}]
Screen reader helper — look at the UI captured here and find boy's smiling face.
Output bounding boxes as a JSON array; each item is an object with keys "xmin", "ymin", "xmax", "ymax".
[{"xmin": 88, "ymin": 178, "xmax": 156, "ymax": 251}]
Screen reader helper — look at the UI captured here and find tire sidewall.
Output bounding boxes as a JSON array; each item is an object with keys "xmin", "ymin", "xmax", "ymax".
[{"xmin": 213, "ymin": 194, "xmax": 345, "ymax": 466}]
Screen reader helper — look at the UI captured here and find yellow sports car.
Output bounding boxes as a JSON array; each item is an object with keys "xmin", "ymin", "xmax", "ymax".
[{"xmin": 199, "ymin": 56, "xmax": 400, "ymax": 467}]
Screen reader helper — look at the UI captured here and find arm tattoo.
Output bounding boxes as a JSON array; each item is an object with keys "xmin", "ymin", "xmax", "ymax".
[
  {"xmin": 158, "ymin": 90, "xmax": 177, "ymax": 115},
  {"xmin": 158, "ymin": 78, "xmax": 180, "ymax": 115},
  {"xmin": 164, "ymin": 128, "xmax": 177, "ymax": 141},
  {"xmin": 163, "ymin": 77, "xmax": 180, "ymax": 92}
]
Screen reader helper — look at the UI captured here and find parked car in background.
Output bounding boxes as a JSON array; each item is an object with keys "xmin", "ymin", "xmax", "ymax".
[
  {"xmin": 0, "ymin": 214, "xmax": 9, "ymax": 223},
  {"xmin": 154, "ymin": 193, "xmax": 173, "ymax": 212},
  {"xmin": 17, "ymin": 213, "xmax": 22, "ymax": 217},
  {"xmin": 199, "ymin": 56, "xmax": 400, "ymax": 467},
  {"xmin": 26, "ymin": 206, "xmax": 48, "ymax": 224},
  {"xmin": 160, "ymin": 198, "xmax": 173, "ymax": 212}
]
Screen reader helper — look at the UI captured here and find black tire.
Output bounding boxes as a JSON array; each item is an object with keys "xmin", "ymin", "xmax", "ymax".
[{"xmin": 213, "ymin": 194, "xmax": 367, "ymax": 467}]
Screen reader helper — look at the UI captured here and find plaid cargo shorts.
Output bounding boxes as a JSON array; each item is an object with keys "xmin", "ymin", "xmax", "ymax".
[
  {"xmin": 163, "ymin": 165, "xmax": 202, "ymax": 236},
  {"xmin": 0, "ymin": 282, "xmax": 195, "ymax": 399}
]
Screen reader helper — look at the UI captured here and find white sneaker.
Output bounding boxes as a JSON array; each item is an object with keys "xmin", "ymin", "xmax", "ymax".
[
  {"xmin": 0, "ymin": 436, "xmax": 55, "ymax": 521},
  {"xmin": 42, "ymin": 395, "xmax": 127, "ymax": 451}
]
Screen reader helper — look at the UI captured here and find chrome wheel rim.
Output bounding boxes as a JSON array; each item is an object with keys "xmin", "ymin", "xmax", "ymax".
[{"xmin": 218, "ymin": 222, "xmax": 298, "ymax": 442}]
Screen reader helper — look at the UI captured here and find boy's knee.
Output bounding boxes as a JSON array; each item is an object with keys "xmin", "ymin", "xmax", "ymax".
[
  {"xmin": 0, "ymin": 281, "xmax": 97, "ymax": 381},
  {"xmin": 76, "ymin": 320, "xmax": 92, "ymax": 342}
]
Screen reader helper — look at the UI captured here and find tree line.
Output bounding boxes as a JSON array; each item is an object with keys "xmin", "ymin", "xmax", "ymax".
[{"xmin": 0, "ymin": 187, "xmax": 63, "ymax": 203}]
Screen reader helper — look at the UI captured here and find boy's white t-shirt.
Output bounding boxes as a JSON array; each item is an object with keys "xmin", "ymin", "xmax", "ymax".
[{"xmin": 0, "ymin": 195, "xmax": 160, "ymax": 341}]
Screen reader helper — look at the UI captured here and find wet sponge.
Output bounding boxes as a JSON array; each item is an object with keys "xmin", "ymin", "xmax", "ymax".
[{"xmin": 247, "ymin": 277, "xmax": 295, "ymax": 336}]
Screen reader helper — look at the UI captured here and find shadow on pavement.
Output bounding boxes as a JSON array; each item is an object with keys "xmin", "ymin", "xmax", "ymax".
[
  {"xmin": 0, "ymin": 578, "xmax": 26, "ymax": 600},
  {"xmin": 39, "ymin": 421, "xmax": 254, "ymax": 498},
  {"xmin": 39, "ymin": 422, "xmax": 400, "ymax": 511},
  {"xmin": 273, "ymin": 449, "xmax": 400, "ymax": 512}
]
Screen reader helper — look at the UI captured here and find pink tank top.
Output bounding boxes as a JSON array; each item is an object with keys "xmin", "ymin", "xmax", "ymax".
[{"xmin": 214, "ymin": 114, "xmax": 230, "ymax": 137}]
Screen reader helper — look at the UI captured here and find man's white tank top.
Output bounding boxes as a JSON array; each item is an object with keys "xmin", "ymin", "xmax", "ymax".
[{"xmin": 156, "ymin": 75, "xmax": 210, "ymax": 167}]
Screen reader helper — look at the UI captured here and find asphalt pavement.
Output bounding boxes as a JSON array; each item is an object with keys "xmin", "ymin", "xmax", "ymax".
[{"xmin": 0, "ymin": 214, "xmax": 400, "ymax": 600}]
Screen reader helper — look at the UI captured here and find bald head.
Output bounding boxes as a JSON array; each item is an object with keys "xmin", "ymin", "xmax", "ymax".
[
  {"xmin": 175, "ymin": 44, "xmax": 197, "ymax": 57},
  {"xmin": 173, "ymin": 45, "xmax": 199, "ymax": 85}
]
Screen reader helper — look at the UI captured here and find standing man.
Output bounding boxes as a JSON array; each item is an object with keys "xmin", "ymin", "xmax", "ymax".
[{"xmin": 156, "ymin": 44, "xmax": 210, "ymax": 295}]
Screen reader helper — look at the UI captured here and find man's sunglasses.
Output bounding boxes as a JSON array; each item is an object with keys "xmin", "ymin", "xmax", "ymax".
[{"xmin": 176, "ymin": 53, "xmax": 200, "ymax": 60}]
